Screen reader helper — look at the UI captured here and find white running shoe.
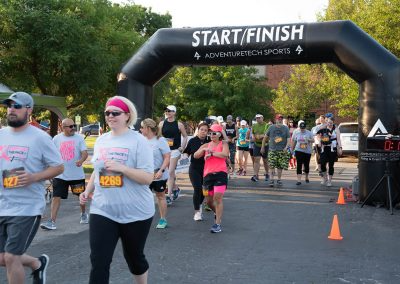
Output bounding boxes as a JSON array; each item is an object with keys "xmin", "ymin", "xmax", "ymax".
[{"xmin": 194, "ymin": 211, "xmax": 203, "ymax": 221}]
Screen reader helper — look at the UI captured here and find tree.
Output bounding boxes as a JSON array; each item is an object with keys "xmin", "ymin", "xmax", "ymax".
[
  {"xmin": 274, "ymin": 0, "xmax": 400, "ymax": 120},
  {"xmin": 154, "ymin": 66, "xmax": 274, "ymax": 129},
  {"xmin": 0, "ymin": 0, "xmax": 171, "ymax": 134}
]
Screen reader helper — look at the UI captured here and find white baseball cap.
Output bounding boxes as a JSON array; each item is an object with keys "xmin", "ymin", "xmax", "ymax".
[
  {"xmin": 240, "ymin": 120, "xmax": 247, "ymax": 126},
  {"xmin": 165, "ymin": 105, "xmax": 176, "ymax": 112},
  {"xmin": 217, "ymin": 116, "xmax": 224, "ymax": 123}
]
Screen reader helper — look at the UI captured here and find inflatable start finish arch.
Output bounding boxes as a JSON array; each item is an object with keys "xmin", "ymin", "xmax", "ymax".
[{"xmin": 117, "ymin": 20, "xmax": 400, "ymax": 205}]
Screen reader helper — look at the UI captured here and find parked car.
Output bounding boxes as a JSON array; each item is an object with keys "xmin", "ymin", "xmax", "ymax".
[
  {"xmin": 80, "ymin": 124, "xmax": 101, "ymax": 136},
  {"xmin": 338, "ymin": 122, "xmax": 358, "ymax": 156}
]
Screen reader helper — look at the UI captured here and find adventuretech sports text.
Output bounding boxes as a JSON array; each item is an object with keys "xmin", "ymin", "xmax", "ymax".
[
  {"xmin": 192, "ymin": 25, "xmax": 304, "ymax": 47},
  {"xmin": 203, "ymin": 48, "xmax": 291, "ymax": 59}
]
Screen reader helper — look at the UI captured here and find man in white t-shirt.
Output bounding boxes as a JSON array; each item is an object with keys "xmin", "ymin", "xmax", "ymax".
[
  {"xmin": 41, "ymin": 118, "xmax": 88, "ymax": 230},
  {"xmin": 0, "ymin": 92, "xmax": 64, "ymax": 284}
]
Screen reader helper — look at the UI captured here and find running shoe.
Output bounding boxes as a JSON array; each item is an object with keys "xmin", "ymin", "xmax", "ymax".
[
  {"xmin": 326, "ymin": 181, "xmax": 332, "ymax": 187},
  {"xmin": 210, "ymin": 223, "xmax": 222, "ymax": 233},
  {"xmin": 80, "ymin": 213, "xmax": 89, "ymax": 224},
  {"xmin": 242, "ymin": 170, "xmax": 246, "ymax": 176},
  {"xmin": 172, "ymin": 188, "xmax": 181, "ymax": 201},
  {"xmin": 156, "ymin": 218, "xmax": 168, "ymax": 229},
  {"xmin": 236, "ymin": 168, "xmax": 243, "ymax": 175},
  {"xmin": 269, "ymin": 180, "xmax": 274, "ymax": 187},
  {"xmin": 276, "ymin": 180, "xmax": 283, "ymax": 186},
  {"xmin": 193, "ymin": 211, "xmax": 203, "ymax": 221},
  {"xmin": 296, "ymin": 182, "xmax": 301, "ymax": 185},
  {"xmin": 251, "ymin": 175, "xmax": 259, "ymax": 182},
  {"xmin": 305, "ymin": 179, "xmax": 310, "ymax": 183},
  {"xmin": 203, "ymin": 203, "xmax": 212, "ymax": 212},
  {"xmin": 166, "ymin": 196, "xmax": 172, "ymax": 206},
  {"xmin": 40, "ymin": 220, "xmax": 56, "ymax": 230},
  {"xmin": 264, "ymin": 174, "xmax": 269, "ymax": 181},
  {"xmin": 321, "ymin": 180, "xmax": 326, "ymax": 186},
  {"xmin": 31, "ymin": 254, "xmax": 49, "ymax": 284},
  {"xmin": 233, "ymin": 173, "xmax": 237, "ymax": 178}
]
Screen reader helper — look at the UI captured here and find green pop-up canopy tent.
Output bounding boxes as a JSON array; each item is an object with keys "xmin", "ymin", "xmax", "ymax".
[{"xmin": 0, "ymin": 92, "xmax": 67, "ymax": 119}]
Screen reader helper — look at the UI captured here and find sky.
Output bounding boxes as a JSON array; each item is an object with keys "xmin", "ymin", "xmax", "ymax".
[{"xmin": 117, "ymin": 0, "xmax": 329, "ymax": 28}]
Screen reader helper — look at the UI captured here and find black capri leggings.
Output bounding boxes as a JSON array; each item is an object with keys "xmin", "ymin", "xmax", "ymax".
[
  {"xmin": 295, "ymin": 151, "xmax": 311, "ymax": 175},
  {"xmin": 89, "ymin": 214, "xmax": 153, "ymax": 284},
  {"xmin": 320, "ymin": 147, "xmax": 337, "ymax": 176},
  {"xmin": 189, "ymin": 165, "xmax": 205, "ymax": 211}
]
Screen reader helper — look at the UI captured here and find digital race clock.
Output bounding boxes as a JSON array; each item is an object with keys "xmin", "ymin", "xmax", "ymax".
[{"xmin": 366, "ymin": 137, "xmax": 400, "ymax": 152}]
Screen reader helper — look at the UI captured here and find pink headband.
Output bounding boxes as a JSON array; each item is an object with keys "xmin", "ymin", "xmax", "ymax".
[{"xmin": 106, "ymin": 98, "xmax": 129, "ymax": 113}]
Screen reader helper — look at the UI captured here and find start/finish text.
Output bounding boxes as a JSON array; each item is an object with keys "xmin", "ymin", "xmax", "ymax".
[{"xmin": 192, "ymin": 25, "xmax": 304, "ymax": 47}]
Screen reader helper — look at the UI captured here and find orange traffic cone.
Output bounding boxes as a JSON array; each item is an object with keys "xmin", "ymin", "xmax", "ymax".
[
  {"xmin": 336, "ymin": 187, "xmax": 346, "ymax": 205},
  {"xmin": 328, "ymin": 214, "xmax": 343, "ymax": 240}
]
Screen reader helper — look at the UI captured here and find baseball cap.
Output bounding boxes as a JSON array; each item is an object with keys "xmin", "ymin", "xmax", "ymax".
[
  {"xmin": 236, "ymin": 116, "xmax": 242, "ymax": 121},
  {"xmin": 275, "ymin": 114, "xmax": 283, "ymax": 120},
  {"xmin": 255, "ymin": 114, "xmax": 263, "ymax": 118},
  {"xmin": 210, "ymin": 124, "xmax": 223, "ymax": 132},
  {"xmin": 325, "ymin": 112, "xmax": 334, "ymax": 119},
  {"xmin": 298, "ymin": 120, "xmax": 305, "ymax": 126},
  {"xmin": 240, "ymin": 120, "xmax": 247, "ymax": 126},
  {"xmin": 299, "ymin": 122, "xmax": 306, "ymax": 129},
  {"xmin": 227, "ymin": 115, "xmax": 233, "ymax": 120},
  {"xmin": 165, "ymin": 105, "xmax": 177, "ymax": 112},
  {"xmin": 3, "ymin": 92, "xmax": 34, "ymax": 108},
  {"xmin": 217, "ymin": 116, "xmax": 224, "ymax": 123}
]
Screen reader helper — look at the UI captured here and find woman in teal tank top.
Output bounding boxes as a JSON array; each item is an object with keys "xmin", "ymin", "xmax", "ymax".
[{"xmin": 236, "ymin": 120, "xmax": 250, "ymax": 175}]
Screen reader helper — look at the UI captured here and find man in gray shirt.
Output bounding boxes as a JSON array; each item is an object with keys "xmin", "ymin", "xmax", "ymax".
[
  {"xmin": 0, "ymin": 92, "xmax": 64, "ymax": 284},
  {"xmin": 41, "ymin": 118, "xmax": 88, "ymax": 231},
  {"xmin": 261, "ymin": 114, "xmax": 290, "ymax": 187}
]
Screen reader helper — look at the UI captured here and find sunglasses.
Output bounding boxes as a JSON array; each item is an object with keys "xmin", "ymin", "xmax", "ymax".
[
  {"xmin": 6, "ymin": 103, "xmax": 30, "ymax": 109},
  {"xmin": 104, "ymin": 111, "xmax": 126, "ymax": 117},
  {"xmin": 208, "ymin": 132, "xmax": 220, "ymax": 136},
  {"xmin": 63, "ymin": 124, "xmax": 77, "ymax": 129},
  {"xmin": 165, "ymin": 110, "xmax": 175, "ymax": 113}
]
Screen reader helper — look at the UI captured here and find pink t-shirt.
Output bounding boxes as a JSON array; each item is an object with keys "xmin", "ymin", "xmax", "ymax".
[{"xmin": 203, "ymin": 141, "xmax": 227, "ymax": 176}]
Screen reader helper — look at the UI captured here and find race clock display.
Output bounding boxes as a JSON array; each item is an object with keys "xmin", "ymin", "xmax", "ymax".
[{"xmin": 366, "ymin": 137, "xmax": 400, "ymax": 152}]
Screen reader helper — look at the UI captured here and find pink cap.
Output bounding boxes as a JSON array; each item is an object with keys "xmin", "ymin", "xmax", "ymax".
[{"xmin": 210, "ymin": 124, "xmax": 223, "ymax": 132}]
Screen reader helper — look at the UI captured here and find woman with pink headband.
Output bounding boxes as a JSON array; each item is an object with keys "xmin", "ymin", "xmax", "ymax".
[{"xmin": 80, "ymin": 96, "xmax": 154, "ymax": 284}]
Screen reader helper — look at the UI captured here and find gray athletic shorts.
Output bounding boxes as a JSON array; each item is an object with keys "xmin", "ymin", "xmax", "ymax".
[{"xmin": 0, "ymin": 216, "xmax": 41, "ymax": 255}]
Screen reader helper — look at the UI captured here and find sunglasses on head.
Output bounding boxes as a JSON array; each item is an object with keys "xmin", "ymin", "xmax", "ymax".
[
  {"xmin": 104, "ymin": 111, "xmax": 126, "ymax": 117},
  {"xmin": 6, "ymin": 103, "xmax": 30, "ymax": 109},
  {"xmin": 63, "ymin": 124, "xmax": 76, "ymax": 129}
]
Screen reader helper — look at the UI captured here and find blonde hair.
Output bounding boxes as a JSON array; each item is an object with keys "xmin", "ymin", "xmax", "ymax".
[
  {"xmin": 141, "ymin": 118, "xmax": 160, "ymax": 138},
  {"xmin": 105, "ymin": 96, "xmax": 137, "ymax": 127}
]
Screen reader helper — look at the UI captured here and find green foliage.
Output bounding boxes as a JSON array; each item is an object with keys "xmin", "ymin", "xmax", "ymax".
[
  {"xmin": 277, "ymin": 0, "xmax": 400, "ymax": 120},
  {"xmin": 0, "ymin": 0, "xmax": 171, "ymax": 123},
  {"xmin": 154, "ymin": 66, "xmax": 274, "ymax": 124}
]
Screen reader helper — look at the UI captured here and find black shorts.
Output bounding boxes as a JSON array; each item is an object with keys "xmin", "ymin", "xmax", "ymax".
[
  {"xmin": 53, "ymin": 178, "xmax": 86, "ymax": 198},
  {"xmin": 149, "ymin": 179, "xmax": 167, "ymax": 193},
  {"xmin": 0, "ymin": 216, "xmax": 40, "ymax": 255},
  {"xmin": 237, "ymin": 146, "xmax": 249, "ymax": 151},
  {"xmin": 203, "ymin": 172, "xmax": 228, "ymax": 190},
  {"xmin": 253, "ymin": 144, "xmax": 269, "ymax": 158}
]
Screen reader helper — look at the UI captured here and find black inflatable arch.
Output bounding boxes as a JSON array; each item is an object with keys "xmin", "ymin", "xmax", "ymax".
[{"xmin": 117, "ymin": 20, "xmax": 400, "ymax": 205}]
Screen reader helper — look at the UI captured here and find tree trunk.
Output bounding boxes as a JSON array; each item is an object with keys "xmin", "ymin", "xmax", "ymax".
[{"xmin": 50, "ymin": 111, "xmax": 59, "ymax": 137}]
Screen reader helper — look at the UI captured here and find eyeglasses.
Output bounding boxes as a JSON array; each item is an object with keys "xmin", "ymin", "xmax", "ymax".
[
  {"xmin": 6, "ymin": 103, "xmax": 30, "ymax": 109},
  {"xmin": 104, "ymin": 111, "xmax": 126, "ymax": 117},
  {"xmin": 63, "ymin": 124, "xmax": 76, "ymax": 129}
]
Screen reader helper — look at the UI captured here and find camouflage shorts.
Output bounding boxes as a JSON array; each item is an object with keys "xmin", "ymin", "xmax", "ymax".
[{"xmin": 268, "ymin": 150, "xmax": 290, "ymax": 170}]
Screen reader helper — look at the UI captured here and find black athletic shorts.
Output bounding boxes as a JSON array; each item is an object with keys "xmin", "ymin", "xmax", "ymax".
[
  {"xmin": 149, "ymin": 179, "xmax": 167, "ymax": 193},
  {"xmin": 203, "ymin": 172, "xmax": 228, "ymax": 190},
  {"xmin": 53, "ymin": 178, "xmax": 86, "ymax": 198}
]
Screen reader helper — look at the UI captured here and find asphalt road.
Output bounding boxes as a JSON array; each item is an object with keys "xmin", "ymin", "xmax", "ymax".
[{"xmin": 1, "ymin": 159, "xmax": 400, "ymax": 283}]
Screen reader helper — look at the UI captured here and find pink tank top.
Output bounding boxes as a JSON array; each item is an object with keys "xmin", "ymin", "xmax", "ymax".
[{"xmin": 203, "ymin": 141, "xmax": 227, "ymax": 176}]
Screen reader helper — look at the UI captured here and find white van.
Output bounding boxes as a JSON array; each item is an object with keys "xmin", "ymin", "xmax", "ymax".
[{"xmin": 337, "ymin": 122, "xmax": 358, "ymax": 156}]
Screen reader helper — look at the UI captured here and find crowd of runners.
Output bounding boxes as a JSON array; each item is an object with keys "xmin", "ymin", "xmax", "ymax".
[{"xmin": 0, "ymin": 92, "xmax": 343, "ymax": 284}]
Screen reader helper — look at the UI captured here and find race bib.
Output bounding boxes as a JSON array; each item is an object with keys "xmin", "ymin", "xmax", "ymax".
[
  {"xmin": 240, "ymin": 140, "xmax": 246, "ymax": 145},
  {"xmin": 322, "ymin": 136, "xmax": 330, "ymax": 142},
  {"xmin": 2, "ymin": 167, "xmax": 24, "ymax": 189},
  {"xmin": 300, "ymin": 143, "xmax": 307, "ymax": 149},
  {"xmin": 71, "ymin": 183, "xmax": 85, "ymax": 194},
  {"xmin": 166, "ymin": 138, "xmax": 174, "ymax": 147},
  {"xmin": 99, "ymin": 169, "xmax": 123, "ymax": 188},
  {"xmin": 274, "ymin": 136, "xmax": 283, "ymax": 143}
]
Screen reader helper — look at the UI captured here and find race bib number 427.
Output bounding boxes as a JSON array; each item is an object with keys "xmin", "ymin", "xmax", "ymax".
[{"xmin": 2, "ymin": 167, "xmax": 24, "ymax": 189}]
